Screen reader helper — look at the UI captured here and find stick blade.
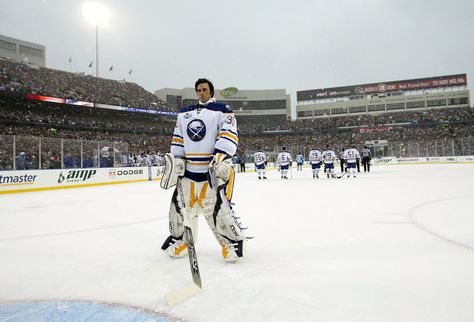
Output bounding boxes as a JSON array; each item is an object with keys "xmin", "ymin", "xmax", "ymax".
[{"xmin": 165, "ymin": 283, "xmax": 201, "ymax": 306}]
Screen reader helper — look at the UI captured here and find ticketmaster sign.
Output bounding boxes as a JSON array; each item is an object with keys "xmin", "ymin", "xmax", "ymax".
[{"xmin": 0, "ymin": 166, "xmax": 164, "ymax": 194}]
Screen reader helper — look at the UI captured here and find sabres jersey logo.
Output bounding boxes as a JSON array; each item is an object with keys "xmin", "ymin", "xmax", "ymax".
[{"xmin": 187, "ymin": 119, "xmax": 206, "ymax": 142}]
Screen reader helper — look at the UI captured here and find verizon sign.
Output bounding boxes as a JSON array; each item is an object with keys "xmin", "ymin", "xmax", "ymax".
[{"xmin": 298, "ymin": 74, "xmax": 467, "ymax": 101}]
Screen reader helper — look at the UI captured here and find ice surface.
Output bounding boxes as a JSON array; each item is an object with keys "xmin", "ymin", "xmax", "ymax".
[
  {"xmin": 1, "ymin": 164, "xmax": 473, "ymax": 322},
  {"xmin": 0, "ymin": 301, "xmax": 172, "ymax": 321}
]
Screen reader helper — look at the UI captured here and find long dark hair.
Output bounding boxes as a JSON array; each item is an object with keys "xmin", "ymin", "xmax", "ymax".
[{"xmin": 195, "ymin": 78, "xmax": 214, "ymax": 97}]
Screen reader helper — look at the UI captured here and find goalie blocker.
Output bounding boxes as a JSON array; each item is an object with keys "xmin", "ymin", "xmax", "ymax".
[{"xmin": 160, "ymin": 153, "xmax": 185, "ymax": 190}]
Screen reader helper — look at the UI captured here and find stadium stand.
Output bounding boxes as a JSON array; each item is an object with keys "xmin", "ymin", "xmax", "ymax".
[
  {"xmin": 0, "ymin": 58, "xmax": 170, "ymax": 110},
  {"xmin": 1, "ymin": 58, "xmax": 473, "ymax": 169}
]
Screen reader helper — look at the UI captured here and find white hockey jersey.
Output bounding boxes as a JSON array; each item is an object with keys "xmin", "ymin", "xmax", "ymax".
[
  {"xmin": 322, "ymin": 149, "xmax": 336, "ymax": 164},
  {"xmin": 142, "ymin": 154, "xmax": 152, "ymax": 166},
  {"xmin": 170, "ymin": 98, "xmax": 238, "ymax": 176},
  {"xmin": 277, "ymin": 151, "xmax": 292, "ymax": 166},
  {"xmin": 308, "ymin": 149, "xmax": 322, "ymax": 164},
  {"xmin": 343, "ymin": 148, "xmax": 360, "ymax": 163},
  {"xmin": 254, "ymin": 151, "xmax": 266, "ymax": 165}
]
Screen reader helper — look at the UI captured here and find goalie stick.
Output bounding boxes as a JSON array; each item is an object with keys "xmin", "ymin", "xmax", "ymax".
[
  {"xmin": 164, "ymin": 225, "xmax": 202, "ymax": 306},
  {"xmin": 164, "ymin": 180, "xmax": 202, "ymax": 306},
  {"xmin": 325, "ymin": 169, "xmax": 343, "ymax": 179},
  {"xmin": 184, "ymin": 225, "xmax": 202, "ymax": 288}
]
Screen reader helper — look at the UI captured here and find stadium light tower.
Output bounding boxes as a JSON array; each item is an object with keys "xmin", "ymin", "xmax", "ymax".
[{"xmin": 82, "ymin": 2, "xmax": 110, "ymax": 78}]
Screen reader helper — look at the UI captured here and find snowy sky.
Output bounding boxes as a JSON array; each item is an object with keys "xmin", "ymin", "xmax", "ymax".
[{"xmin": 1, "ymin": 0, "xmax": 474, "ymax": 103}]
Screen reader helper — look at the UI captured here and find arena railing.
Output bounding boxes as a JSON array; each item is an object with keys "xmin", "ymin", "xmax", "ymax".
[
  {"xmin": 241, "ymin": 137, "xmax": 474, "ymax": 163},
  {"xmin": 0, "ymin": 134, "xmax": 129, "ymax": 171}
]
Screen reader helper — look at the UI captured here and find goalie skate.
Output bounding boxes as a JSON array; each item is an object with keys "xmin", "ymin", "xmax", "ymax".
[
  {"xmin": 161, "ymin": 235, "xmax": 188, "ymax": 258},
  {"xmin": 221, "ymin": 240, "xmax": 244, "ymax": 263}
]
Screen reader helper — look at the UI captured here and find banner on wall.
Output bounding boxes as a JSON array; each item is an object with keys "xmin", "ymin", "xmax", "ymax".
[{"xmin": 0, "ymin": 166, "xmax": 164, "ymax": 194}]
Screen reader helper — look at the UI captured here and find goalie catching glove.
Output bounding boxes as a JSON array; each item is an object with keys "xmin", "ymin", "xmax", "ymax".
[
  {"xmin": 208, "ymin": 152, "xmax": 233, "ymax": 188},
  {"xmin": 160, "ymin": 153, "xmax": 185, "ymax": 189}
]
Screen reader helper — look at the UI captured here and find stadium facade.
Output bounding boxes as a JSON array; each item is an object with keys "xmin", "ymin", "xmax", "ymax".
[
  {"xmin": 296, "ymin": 74, "xmax": 470, "ymax": 119},
  {"xmin": 0, "ymin": 34, "xmax": 45, "ymax": 67},
  {"xmin": 155, "ymin": 87, "xmax": 291, "ymax": 125}
]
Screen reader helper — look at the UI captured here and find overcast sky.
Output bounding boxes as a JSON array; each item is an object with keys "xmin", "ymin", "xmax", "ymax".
[{"xmin": 1, "ymin": 0, "xmax": 473, "ymax": 105}]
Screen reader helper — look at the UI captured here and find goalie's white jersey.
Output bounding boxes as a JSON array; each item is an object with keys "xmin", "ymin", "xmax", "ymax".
[
  {"xmin": 322, "ymin": 149, "xmax": 337, "ymax": 164},
  {"xmin": 170, "ymin": 98, "xmax": 238, "ymax": 176},
  {"xmin": 309, "ymin": 149, "xmax": 322, "ymax": 164},
  {"xmin": 277, "ymin": 151, "xmax": 292, "ymax": 166},
  {"xmin": 254, "ymin": 151, "xmax": 266, "ymax": 165},
  {"xmin": 343, "ymin": 148, "xmax": 360, "ymax": 163}
]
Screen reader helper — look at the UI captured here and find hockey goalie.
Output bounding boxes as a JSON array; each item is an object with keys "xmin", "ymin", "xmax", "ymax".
[{"xmin": 160, "ymin": 78, "xmax": 247, "ymax": 263}]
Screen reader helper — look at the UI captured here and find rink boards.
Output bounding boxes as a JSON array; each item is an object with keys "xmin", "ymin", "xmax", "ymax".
[
  {"xmin": 0, "ymin": 166, "xmax": 164, "ymax": 194},
  {"xmin": 373, "ymin": 155, "xmax": 474, "ymax": 165},
  {"xmin": 1, "ymin": 155, "xmax": 473, "ymax": 194}
]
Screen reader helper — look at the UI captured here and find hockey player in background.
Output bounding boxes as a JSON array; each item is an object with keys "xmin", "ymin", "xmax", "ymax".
[
  {"xmin": 277, "ymin": 147, "xmax": 292, "ymax": 179},
  {"xmin": 361, "ymin": 145, "xmax": 371, "ymax": 172},
  {"xmin": 160, "ymin": 78, "xmax": 247, "ymax": 263},
  {"xmin": 295, "ymin": 153, "xmax": 304, "ymax": 171},
  {"xmin": 356, "ymin": 150, "xmax": 361, "ymax": 173},
  {"xmin": 339, "ymin": 147, "xmax": 346, "ymax": 173},
  {"xmin": 344, "ymin": 145, "xmax": 360, "ymax": 178},
  {"xmin": 322, "ymin": 145, "xmax": 337, "ymax": 178},
  {"xmin": 254, "ymin": 148, "xmax": 267, "ymax": 179},
  {"xmin": 308, "ymin": 148, "xmax": 322, "ymax": 178},
  {"xmin": 239, "ymin": 155, "xmax": 246, "ymax": 173}
]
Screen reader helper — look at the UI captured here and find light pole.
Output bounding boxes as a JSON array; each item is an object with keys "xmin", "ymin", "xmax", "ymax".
[
  {"xmin": 95, "ymin": 23, "xmax": 99, "ymax": 77},
  {"xmin": 83, "ymin": 2, "xmax": 110, "ymax": 78}
]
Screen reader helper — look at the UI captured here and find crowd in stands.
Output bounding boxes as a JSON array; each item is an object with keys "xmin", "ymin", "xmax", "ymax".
[
  {"xmin": 2, "ymin": 119, "xmax": 473, "ymax": 170},
  {"xmin": 2, "ymin": 134, "xmax": 166, "ymax": 170},
  {"xmin": 0, "ymin": 122, "xmax": 171, "ymax": 170},
  {"xmin": 237, "ymin": 107, "xmax": 474, "ymax": 134},
  {"xmin": 0, "ymin": 91, "xmax": 176, "ymax": 169},
  {"xmin": 238, "ymin": 123, "xmax": 474, "ymax": 153},
  {"xmin": 1, "ymin": 59, "xmax": 473, "ymax": 170},
  {"xmin": 0, "ymin": 58, "xmax": 171, "ymax": 111},
  {"xmin": 0, "ymin": 92, "xmax": 175, "ymax": 134}
]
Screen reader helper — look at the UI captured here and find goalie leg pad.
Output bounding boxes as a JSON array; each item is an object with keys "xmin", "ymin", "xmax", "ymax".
[
  {"xmin": 223, "ymin": 166, "xmax": 235, "ymax": 201},
  {"xmin": 201, "ymin": 187, "xmax": 246, "ymax": 260},
  {"xmin": 162, "ymin": 187, "xmax": 188, "ymax": 257},
  {"xmin": 169, "ymin": 188, "xmax": 185, "ymax": 236},
  {"xmin": 160, "ymin": 153, "xmax": 185, "ymax": 190}
]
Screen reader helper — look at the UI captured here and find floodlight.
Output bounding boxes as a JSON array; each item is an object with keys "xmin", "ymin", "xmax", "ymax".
[{"xmin": 82, "ymin": 2, "xmax": 110, "ymax": 26}]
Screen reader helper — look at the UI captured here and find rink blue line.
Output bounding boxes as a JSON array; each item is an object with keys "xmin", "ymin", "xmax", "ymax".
[{"xmin": 0, "ymin": 300, "xmax": 176, "ymax": 322}]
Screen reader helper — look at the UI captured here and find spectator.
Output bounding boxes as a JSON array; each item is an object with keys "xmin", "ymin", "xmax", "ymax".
[
  {"xmin": 83, "ymin": 156, "xmax": 94, "ymax": 168},
  {"xmin": 15, "ymin": 152, "xmax": 26, "ymax": 170},
  {"xmin": 63, "ymin": 153, "xmax": 74, "ymax": 168}
]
